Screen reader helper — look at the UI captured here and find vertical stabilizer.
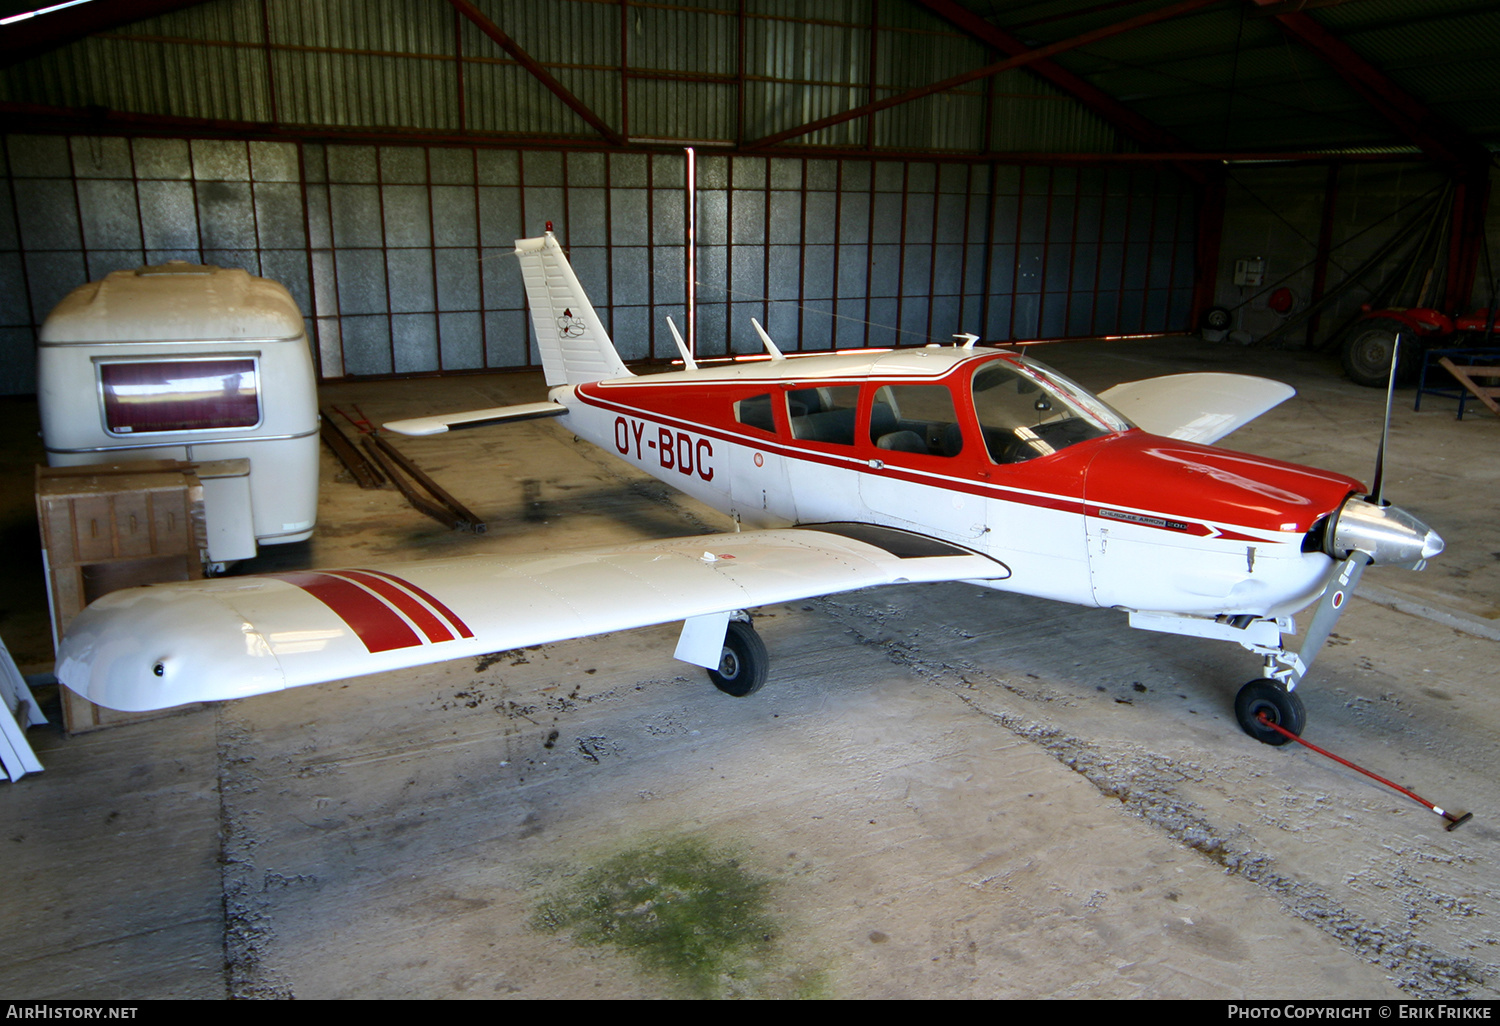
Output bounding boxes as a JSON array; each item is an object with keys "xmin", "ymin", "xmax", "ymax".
[{"xmin": 515, "ymin": 232, "xmax": 631, "ymax": 386}]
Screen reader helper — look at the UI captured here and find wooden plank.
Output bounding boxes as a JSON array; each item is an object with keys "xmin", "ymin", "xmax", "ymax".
[
  {"xmin": 36, "ymin": 464, "xmax": 208, "ymax": 734},
  {"xmin": 368, "ymin": 433, "xmax": 486, "ymax": 533},
  {"xmin": 319, "ymin": 409, "xmax": 385, "ymax": 489},
  {"xmin": 1438, "ymin": 357, "xmax": 1500, "ymax": 417},
  {"xmin": 113, "ymin": 490, "xmax": 154, "ymax": 559}
]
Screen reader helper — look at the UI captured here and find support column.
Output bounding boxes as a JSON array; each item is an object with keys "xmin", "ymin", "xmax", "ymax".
[
  {"xmin": 1190, "ymin": 167, "xmax": 1227, "ymax": 331},
  {"xmin": 1444, "ymin": 160, "xmax": 1492, "ymax": 313},
  {"xmin": 1307, "ymin": 162, "xmax": 1341, "ymax": 347}
]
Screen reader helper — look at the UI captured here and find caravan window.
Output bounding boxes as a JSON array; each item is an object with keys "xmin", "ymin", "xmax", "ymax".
[{"xmin": 100, "ymin": 358, "xmax": 261, "ymax": 435}]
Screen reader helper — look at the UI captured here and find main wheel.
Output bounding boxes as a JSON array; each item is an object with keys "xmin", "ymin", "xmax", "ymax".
[
  {"xmin": 1341, "ymin": 318, "xmax": 1414, "ymax": 387},
  {"xmin": 1235, "ymin": 679, "xmax": 1306, "ymax": 746},
  {"xmin": 708, "ymin": 620, "xmax": 768, "ymax": 697},
  {"xmin": 1203, "ymin": 306, "xmax": 1232, "ymax": 331}
]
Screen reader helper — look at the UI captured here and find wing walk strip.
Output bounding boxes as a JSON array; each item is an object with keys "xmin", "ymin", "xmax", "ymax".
[{"xmin": 271, "ymin": 570, "xmax": 475, "ymax": 654}]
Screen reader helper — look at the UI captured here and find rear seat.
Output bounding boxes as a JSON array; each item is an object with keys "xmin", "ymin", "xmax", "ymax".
[{"xmin": 791, "ymin": 406, "xmax": 858, "ymax": 444}]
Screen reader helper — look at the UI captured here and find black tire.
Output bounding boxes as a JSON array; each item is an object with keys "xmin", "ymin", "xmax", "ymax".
[
  {"xmin": 1341, "ymin": 318, "xmax": 1416, "ymax": 388},
  {"xmin": 1235, "ymin": 679, "xmax": 1306, "ymax": 746},
  {"xmin": 1203, "ymin": 306, "xmax": 1232, "ymax": 331},
  {"xmin": 708, "ymin": 620, "xmax": 768, "ymax": 697}
]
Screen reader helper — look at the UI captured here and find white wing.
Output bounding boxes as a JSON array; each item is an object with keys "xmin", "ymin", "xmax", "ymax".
[
  {"xmin": 56, "ymin": 525, "xmax": 1007, "ymax": 712},
  {"xmin": 1098, "ymin": 373, "xmax": 1295, "ymax": 444}
]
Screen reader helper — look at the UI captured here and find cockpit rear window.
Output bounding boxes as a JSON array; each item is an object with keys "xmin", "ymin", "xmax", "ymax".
[
  {"xmin": 788, "ymin": 386, "xmax": 860, "ymax": 445},
  {"xmin": 869, "ymin": 384, "xmax": 964, "ymax": 458},
  {"xmin": 734, "ymin": 393, "xmax": 777, "ymax": 435}
]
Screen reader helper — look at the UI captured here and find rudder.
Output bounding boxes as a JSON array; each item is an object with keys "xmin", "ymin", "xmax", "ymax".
[{"xmin": 514, "ymin": 231, "xmax": 631, "ymax": 386}]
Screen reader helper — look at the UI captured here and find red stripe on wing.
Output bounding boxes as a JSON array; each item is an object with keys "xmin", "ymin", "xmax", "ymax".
[
  {"xmin": 272, "ymin": 572, "xmax": 422, "ymax": 654},
  {"xmin": 357, "ymin": 568, "xmax": 476, "ymax": 640},
  {"xmin": 330, "ymin": 570, "xmax": 455, "ymax": 644}
]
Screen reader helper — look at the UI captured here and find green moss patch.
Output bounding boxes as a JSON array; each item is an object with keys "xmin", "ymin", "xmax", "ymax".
[{"xmin": 532, "ymin": 837, "xmax": 813, "ymax": 998}]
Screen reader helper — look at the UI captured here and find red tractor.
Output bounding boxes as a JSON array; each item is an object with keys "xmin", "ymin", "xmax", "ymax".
[{"xmin": 1341, "ymin": 306, "xmax": 1498, "ymax": 387}]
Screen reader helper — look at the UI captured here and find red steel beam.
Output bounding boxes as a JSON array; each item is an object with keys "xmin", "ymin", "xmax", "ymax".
[
  {"xmin": 446, "ymin": 0, "xmax": 623, "ymax": 146},
  {"xmin": 1249, "ymin": 2, "xmax": 1489, "ymax": 311},
  {"xmin": 1252, "ymin": 2, "xmax": 1486, "ymax": 168},
  {"xmin": 747, "ymin": 0, "xmax": 1220, "ymax": 151},
  {"xmin": 0, "ymin": 100, "xmax": 1434, "ymax": 167},
  {"xmin": 1307, "ymin": 161, "xmax": 1340, "ymax": 344},
  {"xmin": 909, "ymin": 0, "xmax": 1201, "ymax": 157},
  {"xmin": 1190, "ymin": 167, "xmax": 1227, "ymax": 330},
  {"xmin": 1444, "ymin": 166, "xmax": 1491, "ymax": 313}
]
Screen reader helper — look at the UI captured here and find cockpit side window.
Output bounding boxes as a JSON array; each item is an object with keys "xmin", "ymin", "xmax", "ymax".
[
  {"xmin": 734, "ymin": 393, "xmax": 777, "ymax": 435},
  {"xmin": 788, "ymin": 385, "xmax": 860, "ymax": 445},
  {"xmin": 869, "ymin": 384, "xmax": 963, "ymax": 458},
  {"xmin": 971, "ymin": 360, "xmax": 1113, "ymax": 463}
]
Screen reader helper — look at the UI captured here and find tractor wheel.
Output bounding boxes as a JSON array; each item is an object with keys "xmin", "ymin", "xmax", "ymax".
[{"xmin": 1341, "ymin": 318, "xmax": 1418, "ymax": 387}]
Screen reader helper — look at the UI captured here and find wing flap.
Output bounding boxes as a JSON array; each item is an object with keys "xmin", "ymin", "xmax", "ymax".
[
  {"xmin": 56, "ymin": 528, "xmax": 1005, "ymax": 712},
  {"xmin": 1098, "ymin": 373, "xmax": 1295, "ymax": 444}
]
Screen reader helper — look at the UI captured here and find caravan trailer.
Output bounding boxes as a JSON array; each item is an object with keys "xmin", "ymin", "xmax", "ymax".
[{"xmin": 37, "ymin": 262, "xmax": 319, "ymax": 564}]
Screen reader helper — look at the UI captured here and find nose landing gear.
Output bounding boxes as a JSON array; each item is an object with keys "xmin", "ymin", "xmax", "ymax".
[{"xmin": 1235, "ymin": 678, "xmax": 1306, "ymax": 746}]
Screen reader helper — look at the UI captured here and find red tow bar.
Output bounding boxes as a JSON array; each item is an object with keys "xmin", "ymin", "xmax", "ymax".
[{"xmin": 1256, "ymin": 713, "xmax": 1472, "ymax": 831}]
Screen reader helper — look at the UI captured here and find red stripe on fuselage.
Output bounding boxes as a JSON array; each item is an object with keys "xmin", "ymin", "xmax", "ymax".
[
  {"xmin": 577, "ymin": 388, "xmax": 1094, "ymax": 521},
  {"xmin": 273, "ymin": 572, "xmax": 422, "ymax": 653},
  {"xmin": 572, "ymin": 388, "xmax": 1327, "ymax": 542}
]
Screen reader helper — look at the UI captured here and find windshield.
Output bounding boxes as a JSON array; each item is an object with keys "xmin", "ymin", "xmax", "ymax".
[{"xmin": 971, "ymin": 356, "xmax": 1129, "ymax": 464}]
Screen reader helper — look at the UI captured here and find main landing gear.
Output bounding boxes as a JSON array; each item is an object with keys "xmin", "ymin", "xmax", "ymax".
[
  {"xmin": 1234, "ymin": 678, "xmax": 1306, "ymax": 746},
  {"xmin": 707, "ymin": 617, "xmax": 769, "ymax": 697}
]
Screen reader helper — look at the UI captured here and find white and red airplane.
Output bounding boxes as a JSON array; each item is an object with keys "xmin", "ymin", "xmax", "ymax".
[{"xmin": 56, "ymin": 230, "xmax": 1443, "ymax": 744}]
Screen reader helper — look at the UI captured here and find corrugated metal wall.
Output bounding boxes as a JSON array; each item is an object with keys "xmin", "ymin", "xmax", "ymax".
[
  {"xmin": 1214, "ymin": 162, "xmax": 1454, "ymax": 347},
  {"xmin": 1, "ymin": 132, "xmax": 1196, "ymax": 392},
  {"xmin": 0, "ymin": 1, "xmax": 1202, "ymax": 394},
  {"xmin": 0, "ymin": 0, "xmax": 1132, "ymax": 148}
]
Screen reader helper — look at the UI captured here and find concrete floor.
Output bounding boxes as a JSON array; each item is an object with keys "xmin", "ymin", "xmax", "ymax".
[{"xmin": 1, "ymin": 336, "xmax": 1496, "ymax": 999}]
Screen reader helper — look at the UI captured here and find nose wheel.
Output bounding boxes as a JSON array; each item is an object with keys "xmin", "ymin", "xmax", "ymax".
[
  {"xmin": 708, "ymin": 619, "xmax": 768, "ymax": 697},
  {"xmin": 1235, "ymin": 679, "xmax": 1306, "ymax": 746}
]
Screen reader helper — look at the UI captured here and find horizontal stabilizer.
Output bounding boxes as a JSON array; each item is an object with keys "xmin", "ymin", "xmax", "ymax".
[
  {"xmin": 384, "ymin": 402, "xmax": 566, "ymax": 437},
  {"xmin": 1098, "ymin": 372, "xmax": 1295, "ymax": 445}
]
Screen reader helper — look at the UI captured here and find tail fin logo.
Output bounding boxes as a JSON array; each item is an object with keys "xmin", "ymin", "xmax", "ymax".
[{"xmin": 558, "ymin": 309, "xmax": 586, "ymax": 338}]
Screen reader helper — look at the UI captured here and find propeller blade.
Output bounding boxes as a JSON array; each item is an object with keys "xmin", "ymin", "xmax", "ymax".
[
  {"xmin": 1370, "ymin": 332, "xmax": 1401, "ymax": 506},
  {"xmin": 1287, "ymin": 552, "xmax": 1369, "ymax": 688}
]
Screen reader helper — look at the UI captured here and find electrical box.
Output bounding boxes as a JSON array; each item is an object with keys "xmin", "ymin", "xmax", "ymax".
[
  {"xmin": 1234, "ymin": 257, "xmax": 1265, "ymax": 287},
  {"xmin": 36, "ymin": 263, "xmax": 319, "ymax": 566}
]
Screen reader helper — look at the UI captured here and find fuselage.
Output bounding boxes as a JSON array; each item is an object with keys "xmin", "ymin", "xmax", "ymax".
[{"xmin": 550, "ymin": 347, "xmax": 1362, "ymax": 620}]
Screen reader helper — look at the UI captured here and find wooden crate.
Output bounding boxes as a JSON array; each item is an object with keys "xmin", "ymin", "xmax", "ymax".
[{"xmin": 36, "ymin": 462, "xmax": 207, "ymax": 733}]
